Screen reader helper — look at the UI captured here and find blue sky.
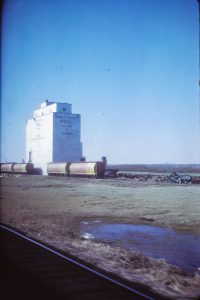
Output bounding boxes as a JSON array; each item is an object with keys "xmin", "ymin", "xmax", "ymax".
[{"xmin": 1, "ymin": 0, "xmax": 199, "ymax": 164}]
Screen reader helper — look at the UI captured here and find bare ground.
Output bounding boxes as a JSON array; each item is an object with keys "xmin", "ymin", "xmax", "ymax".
[{"xmin": 1, "ymin": 175, "xmax": 200, "ymax": 300}]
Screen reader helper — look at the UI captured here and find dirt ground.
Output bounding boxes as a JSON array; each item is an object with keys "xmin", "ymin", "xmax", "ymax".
[{"xmin": 1, "ymin": 175, "xmax": 200, "ymax": 300}]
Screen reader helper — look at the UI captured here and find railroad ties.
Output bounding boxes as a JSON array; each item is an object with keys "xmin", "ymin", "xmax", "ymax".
[{"xmin": 0, "ymin": 224, "xmax": 169, "ymax": 300}]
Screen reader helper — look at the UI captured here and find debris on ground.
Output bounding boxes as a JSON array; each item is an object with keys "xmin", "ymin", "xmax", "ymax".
[{"xmin": 116, "ymin": 171, "xmax": 200, "ymax": 184}]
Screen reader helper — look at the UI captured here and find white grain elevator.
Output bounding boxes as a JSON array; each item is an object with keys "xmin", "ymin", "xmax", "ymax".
[{"xmin": 26, "ymin": 100, "xmax": 82, "ymax": 174}]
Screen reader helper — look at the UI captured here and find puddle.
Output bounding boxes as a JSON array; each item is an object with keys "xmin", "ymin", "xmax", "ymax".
[{"xmin": 80, "ymin": 223, "xmax": 200, "ymax": 274}]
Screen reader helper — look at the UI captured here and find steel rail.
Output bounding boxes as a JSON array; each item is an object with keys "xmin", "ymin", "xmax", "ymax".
[{"xmin": 0, "ymin": 223, "xmax": 155, "ymax": 300}]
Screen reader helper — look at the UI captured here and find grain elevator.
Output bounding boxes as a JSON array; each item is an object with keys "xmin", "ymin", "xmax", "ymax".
[{"xmin": 26, "ymin": 100, "xmax": 82, "ymax": 174}]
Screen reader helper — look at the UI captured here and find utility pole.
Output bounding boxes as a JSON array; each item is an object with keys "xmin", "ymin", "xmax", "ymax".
[
  {"xmin": 198, "ymin": 0, "xmax": 200, "ymax": 87},
  {"xmin": 198, "ymin": 0, "xmax": 200, "ymax": 158}
]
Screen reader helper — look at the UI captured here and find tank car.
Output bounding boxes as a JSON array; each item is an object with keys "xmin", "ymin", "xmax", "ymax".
[
  {"xmin": 69, "ymin": 161, "xmax": 105, "ymax": 178},
  {"xmin": 13, "ymin": 163, "xmax": 34, "ymax": 174},
  {"xmin": 0, "ymin": 163, "xmax": 15, "ymax": 174},
  {"xmin": 47, "ymin": 162, "xmax": 70, "ymax": 176}
]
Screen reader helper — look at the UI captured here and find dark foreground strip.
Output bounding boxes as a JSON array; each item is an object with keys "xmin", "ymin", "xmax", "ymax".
[{"xmin": 0, "ymin": 224, "xmax": 169, "ymax": 300}]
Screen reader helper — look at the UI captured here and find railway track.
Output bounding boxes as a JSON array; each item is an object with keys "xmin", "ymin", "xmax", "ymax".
[{"xmin": 0, "ymin": 224, "xmax": 170, "ymax": 300}]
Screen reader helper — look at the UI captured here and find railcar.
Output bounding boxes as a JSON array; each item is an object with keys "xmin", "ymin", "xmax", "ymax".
[
  {"xmin": 13, "ymin": 163, "xmax": 34, "ymax": 174},
  {"xmin": 69, "ymin": 161, "xmax": 105, "ymax": 178},
  {"xmin": 47, "ymin": 162, "xmax": 70, "ymax": 176},
  {"xmin": 47, "ymin": 161, "xmax": 105, "ymax": 178},
  {"xmin": 0, "ymin": 163, "xmax": 15, "ymax": 174},
  {"xmin": 0, "ymin": 162, "xmax": 36, "ymax": 175}
]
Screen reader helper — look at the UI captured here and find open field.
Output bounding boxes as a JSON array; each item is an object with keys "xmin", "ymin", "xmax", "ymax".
[
  {"xmin": 109, "ymin": 164, "xmax": 200, "ymax": 173},
  {"xmin": 1, "ymin": 175, "xmax": 200, "ymax": 300}
]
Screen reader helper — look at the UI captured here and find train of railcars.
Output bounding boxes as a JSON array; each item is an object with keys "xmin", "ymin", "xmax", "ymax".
[
  {"xmin": 0, "ymin": 163, "xmax": 42, "ymax": 175},
  {"xmin": 47, "ymin": 161, "xmax": 105, "ymax": 178}
]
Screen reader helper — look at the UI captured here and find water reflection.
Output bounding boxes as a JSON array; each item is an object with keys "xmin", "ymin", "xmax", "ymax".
[{"xmin": 81, "ymin": 223, "xmax": 200, "ymax": 274}]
